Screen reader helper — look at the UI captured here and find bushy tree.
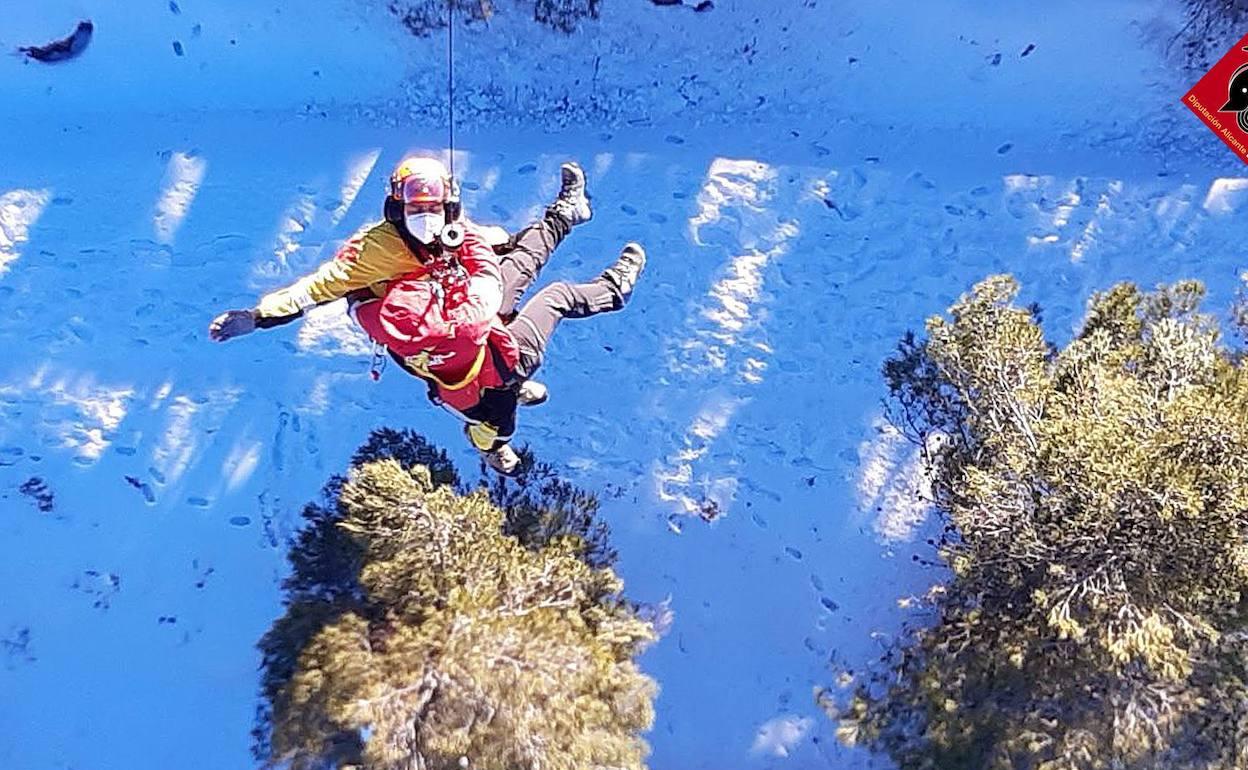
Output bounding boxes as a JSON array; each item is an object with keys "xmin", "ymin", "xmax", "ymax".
[
  {"xmin": 386, "ymin": 0, "xmax": 601, "ymax": 36},
  {"xmin": 488, "ymin": 447, "xmax": 616, "ymax": 570},
  {"xmin": 533, "ymin": 0, "xmax": 601, "ymax": 33},
  {"xmin": 256, "ymin": 429, "xmax": 656, "ymax": 770},
  {"xmin": 388, "ymin": 0, "xmax": 495, "ymax": 37},
  {"xmin": 832, "ymin": 275, "xmax": 1248, "ymax": 770}
]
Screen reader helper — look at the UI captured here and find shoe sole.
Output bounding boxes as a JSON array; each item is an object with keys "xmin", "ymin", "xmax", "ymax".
[
  {"xmin": 621, "ymin": 243, "xmax": 646, "ymax": 279},
  {"xmin": 561, "ymin": 164, "xmax": 592, "ymax": 223}
]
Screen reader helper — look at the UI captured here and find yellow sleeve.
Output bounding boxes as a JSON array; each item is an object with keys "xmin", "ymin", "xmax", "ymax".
[{"xmin": 254, "ymin": 222, "xmax": 418, "ymax": 320}]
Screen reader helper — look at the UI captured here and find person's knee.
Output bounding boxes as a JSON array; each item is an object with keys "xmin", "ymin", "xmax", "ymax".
[
  {"xmin": 537, "ymin": 281, "xmax": 577, "ymax": 312},
  {"xmin": 502, "ymin": 254, "xmax": 538, "ymax": 283}
]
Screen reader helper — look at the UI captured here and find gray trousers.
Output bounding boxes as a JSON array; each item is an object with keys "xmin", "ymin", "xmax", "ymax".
[{"xmin": 501, "ymin": 211, "xmax": 623, "ymax": 380}]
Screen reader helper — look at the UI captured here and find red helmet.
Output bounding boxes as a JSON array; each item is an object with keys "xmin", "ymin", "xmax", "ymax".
[{"xmin": 389, "ymin": 156, "xmax": 450, "ymax": 205}]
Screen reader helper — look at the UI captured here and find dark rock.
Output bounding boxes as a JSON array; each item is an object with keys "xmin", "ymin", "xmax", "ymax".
[{"xmin": 18, "ymin": 20, "xmax": 93, "ymax": 63}]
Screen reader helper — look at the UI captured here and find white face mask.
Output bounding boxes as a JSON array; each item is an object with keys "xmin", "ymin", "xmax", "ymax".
[{"xmin": 405, "ymin": 212, "xmax": 443, "ymax": 245}]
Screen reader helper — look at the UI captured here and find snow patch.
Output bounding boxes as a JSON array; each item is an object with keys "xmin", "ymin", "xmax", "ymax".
[
  {"xmin": 654, "ymin": 394, "xmax": 744, "ymax": 519},
  {"xmin": 1008, "ymin": 175, "xmax": 1132, "ymax": 262},
  {"xmin": 1070, "ymin": 180, "xmax": 1122, "ymax": 264},
  {"xmin": 151, "ymin": 388, "xmax": 241, "ymax": 485},
  {"xmin": 0, "ymin": 370, "xmax": 134, "ymax": 462},
  {"xmin": 750, "ymin": 715, "xmax": 814, "ymax": 758},
  {"xmin": 48, "ymin": 380, "xmax": 133, "ymax": 461},
  {"xmin": 1203, "ymin": 178, "xmax": 1248, "ymax": 215},
  {"xmin": 702, "ymin": 247, "xmax": 771, "ymax": 339},
  {"xmin": 250, "ymin": 189, "xmax": 321, "ymax": 290},
  {"xmin": 331, "ymin": 149, "xmax": 382, "ymax": 228},
  {"xmin": 300, "ymin": 371, "xmax": 364, "ymax": 415},
  {"xmin": 478, "ymin": 165, "xmax": 502, "ymax": 195},
  {"xmin": 296, "ymin": 300, "xmax": 375, "ymax": 357},
  {"xmin": 222, "ymin": 440, "xmax": 262, "ymax": 492},
  {"xmin": 1003, "ymin": 173, "xmax": 1048, "ymax": 193},
  {"xmin": 655, "ymin": 158, "xmax": 800, "ymax": 520},
  {"xmin": 153, "ymin": 396, "xmax": 201, "ymax": 486},
  {"xmin": 268, "ymin": 192, "xmax": 318, "ymax": 274},
  {"xmin": 153, "ymin": 152, "xmax": 207, "ymax": 245},
  {"xmin": 856, "ymin": 419, "xmax": 935, "ymax": 544},
  {"xmin": 1155, "ymin": 185, "xmax": 1196, "ymax": 227},
  {"xmin": 1052, "ymin": 181, "xmax": 1082, "ymax": 229},
  {"xmin": 149, "ymin": 381, "xmax": 174, "ymax": 409},
  {"xmin": 593, "ymin": 152, "xmax": 614, "ymax": 179},
  {"xmin": 676, "ymin": 158, "xmax": 793, "ymax": 375},
  {"xmin": 688, "ymin": 158, "xmax": 774, "ymax": 248},
  {"xmin": 0, "ymin": 189, "xmax": 51, "ymax": 276}
]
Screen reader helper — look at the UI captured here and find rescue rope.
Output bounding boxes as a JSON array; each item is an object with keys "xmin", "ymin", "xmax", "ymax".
[
  {"xmin": 446, "ymin": 0, "xmax": 456, "ymax": 184},
  {"xmin": 439, "ymin": 0, "xmax": 466, "ymax": 249}
]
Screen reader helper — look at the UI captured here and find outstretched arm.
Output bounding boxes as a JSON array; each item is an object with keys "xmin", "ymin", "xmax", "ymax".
[{"xmin": 209, "ymin": 222, "xmax": 415, "ymax": 341}]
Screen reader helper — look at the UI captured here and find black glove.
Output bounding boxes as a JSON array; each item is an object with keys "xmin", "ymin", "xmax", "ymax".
[{"xmin": 209, "ymin": 309, "xmax": 257, "ymax": 342}]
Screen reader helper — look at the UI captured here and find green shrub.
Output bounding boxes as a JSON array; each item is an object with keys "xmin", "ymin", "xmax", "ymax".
[
  {"xmin": 533, "ymin": 0, "xmax": 601, "ymax": 33},
  {"xmin": 833, "ymin": 276, "xmax": 1248, "ymax": 770},
  {"xmin": 256, "ymin": 429, "xmax": 655, "ymax": 769},
  {"xmin": 386, "ymin": 0, "xmax": 601, "ymax": 36},
  {"xmin": 1172, "ymin": 0, "xmax": 1248, "ymax": 70}
]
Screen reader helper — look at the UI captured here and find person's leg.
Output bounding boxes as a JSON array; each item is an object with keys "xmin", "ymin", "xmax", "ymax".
[
  {"xmin": 452, "ymin": 389, "xmax": 521, "ymax": 475},
  {"xmin": 463, "ymin": 388, "xmax": 520, "ymax": 452},
  {"xmin": 497, "ymin": 162, "xmax": 593, "ymax": 318},
  {"xmin": 498, "ymin": 211, "xmax": 571, "ymax": 318},
  {"xmin": 509, "ymin": 280, "xmax": 615, "ymax": 376},
  {"xmin": 507, "ymin": 243, "xmax": 646, "ymax": 379}
]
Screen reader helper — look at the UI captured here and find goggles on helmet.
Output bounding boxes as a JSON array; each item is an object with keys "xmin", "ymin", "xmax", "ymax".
[{"xmin": 401, "ymin": 174, "xmax": 446, "ymax": 205}]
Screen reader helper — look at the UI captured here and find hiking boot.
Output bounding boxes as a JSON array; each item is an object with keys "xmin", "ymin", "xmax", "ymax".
[
  {"xmin": 482, "ymin": 443, "xmax": 521, "ymax": 475},
  {"xmin": 600, "ymin": 242, "xmax": 646, "ymax": 305},
  {"xmin": 548, "ymin": 162, "xmax": 592, "ymax": 227},
  {"xmin": 517, "ymin": 379, "xmax": 549, "ymax": 407}
]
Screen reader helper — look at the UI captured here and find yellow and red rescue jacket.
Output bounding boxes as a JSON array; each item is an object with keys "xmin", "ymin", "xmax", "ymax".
[
  {"xmin": 353, "ymin": 225, "xmax": 521, "ymax": 415},
  {"xmin": 254, "ymin": 221, "xmax": 424, "ymax": 323},
  {"xmin": 253, "ymin": 218, "xmax": 511, "ymax": 323},
  {"xmin": 254, "ymin": 219, "xmax": 519, "ymax": 450}
]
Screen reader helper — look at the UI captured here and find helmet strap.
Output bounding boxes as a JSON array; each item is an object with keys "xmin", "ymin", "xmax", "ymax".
[{"xmin": 383, "ymin": 196, "xmax": 403, "ymax": 225}]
